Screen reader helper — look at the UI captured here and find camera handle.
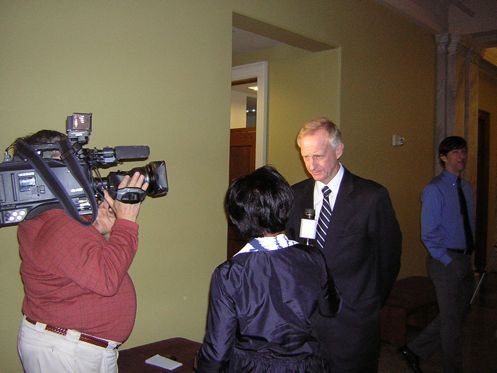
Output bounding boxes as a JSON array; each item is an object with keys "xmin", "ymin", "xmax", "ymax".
[
  {"xmin": 15, "ymin": 138, "xmax": 98, "ymax": 226},
  {"xmin": 115, "ymin": 187, "xmax": 146, "ymax": 204}
]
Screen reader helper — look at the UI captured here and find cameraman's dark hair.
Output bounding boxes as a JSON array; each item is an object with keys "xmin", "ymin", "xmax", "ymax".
[
  {"xmin": 438, "ymin": 136, "xmax": 467, "ymax": 167},
  {"xmin": 12, "ymin": 130, "xmax": 66, "ymax": 156},
  {"xmin": 225, "ymin": 165, "xmax": 293, "ymax": 240}
]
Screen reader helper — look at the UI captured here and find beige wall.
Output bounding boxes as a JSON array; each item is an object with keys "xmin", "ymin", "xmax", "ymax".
[{"xmin": 0, "ymin": 0, "xmax": 438, "ymax": 370}]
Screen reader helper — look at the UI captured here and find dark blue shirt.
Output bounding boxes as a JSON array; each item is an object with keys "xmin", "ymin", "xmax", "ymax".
[{"xmin": 420, "ymin": 170, "xmax": 475, "ymax": 266}]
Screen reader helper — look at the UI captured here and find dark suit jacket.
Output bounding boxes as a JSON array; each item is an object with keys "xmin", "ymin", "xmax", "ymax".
[
  {"xmin": 287, "ymin": 167, "xmax": 401, "ymax": 307},
  {"xmin": 286, "ymin": 168, "xmax": 402, "ymax": 371}
]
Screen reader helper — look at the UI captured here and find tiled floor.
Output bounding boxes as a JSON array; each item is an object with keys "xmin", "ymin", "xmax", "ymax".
[{"xmin": 379, "ymin": 271, "xmax": 497, "ymax": 373}]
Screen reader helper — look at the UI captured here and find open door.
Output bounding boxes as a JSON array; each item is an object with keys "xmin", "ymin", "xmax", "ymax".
[
  {"xmin": 227, "ymin": 62, "xmax": 267, "ymax": 259},
  {"xmin": 475, "ymin": 110, "xmax": 490, "ymax": 271},
  {"xmin": 227, "ymin": 128, "xmax": 256, "ymax": 258}
]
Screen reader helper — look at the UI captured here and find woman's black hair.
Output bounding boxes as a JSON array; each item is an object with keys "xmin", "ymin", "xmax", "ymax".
[{"xmin": 225, "ymin": 165, "xmax": 293, "ymax": 240}]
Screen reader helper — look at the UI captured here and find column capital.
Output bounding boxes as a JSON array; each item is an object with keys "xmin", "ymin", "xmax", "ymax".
[
  {"xmin": 447, "ymin": 34, "xmax": 461, "ymax": 56},
  {"xmin": 435, "ymin": 33, "xmax": 450, "ymax": 53}
]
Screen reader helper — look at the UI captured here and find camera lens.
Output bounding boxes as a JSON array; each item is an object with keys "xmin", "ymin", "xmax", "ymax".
[{"xmin": 104, "ymin": 161, "xmax": 168, "ymax": 199}]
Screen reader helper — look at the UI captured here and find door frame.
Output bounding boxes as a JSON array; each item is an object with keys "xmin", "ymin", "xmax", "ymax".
[
  {"xmin": 231, "ymin": 61, "xmax": 268, "ymax": 167},
  {"xmin": 475, "ymin": 110, "xmax": 490, "ymax": 271}
]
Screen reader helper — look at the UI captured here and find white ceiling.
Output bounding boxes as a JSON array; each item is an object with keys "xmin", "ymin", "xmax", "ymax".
[
  {"xmin": 378, "ymin": 0, "xmax": 497, "ymax": 35},
  {"xmin": 232, "ymin": 1, "xmax": 497, "ymax": 66},
  {"xmin": 376, "ymin": 0, "xmax": 497, "ymax": 65}
]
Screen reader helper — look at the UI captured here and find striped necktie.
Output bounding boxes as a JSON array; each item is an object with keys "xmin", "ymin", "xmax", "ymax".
[{"xmin": 316, "ymin": 186, "xmax": 332, "ymax": 250}]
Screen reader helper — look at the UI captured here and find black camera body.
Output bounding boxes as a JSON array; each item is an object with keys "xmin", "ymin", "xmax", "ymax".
[{"xmin": 0, "ymin": 113, "xmax": 168, "ymax": 227}]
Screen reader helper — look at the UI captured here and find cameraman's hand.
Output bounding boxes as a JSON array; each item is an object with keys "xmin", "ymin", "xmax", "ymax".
[
  {"xmin": 92, "ymin": 196, "xmax": 116, "ymax": 239},
  {"xmin": 105, "ymin": 172, "xmax": 149, "ymax": 223}
]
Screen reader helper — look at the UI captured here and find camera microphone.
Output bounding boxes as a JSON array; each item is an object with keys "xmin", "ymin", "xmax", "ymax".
[
  {"xmin": 300, "ymin": 208, "xmax": 317, "ymax": 246},
  {"xmin": 91, "ymin": 146, "xmax": 151, "ymax": 167},
  {"xmin": 115, "ymin": 146, "xmax": 150, "ymax": 161}
]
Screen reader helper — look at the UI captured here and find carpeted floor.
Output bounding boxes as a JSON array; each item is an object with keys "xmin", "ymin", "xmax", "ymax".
[{"xmin": 379, "ymin": 271, "xmax": 497, "ymax": 373}]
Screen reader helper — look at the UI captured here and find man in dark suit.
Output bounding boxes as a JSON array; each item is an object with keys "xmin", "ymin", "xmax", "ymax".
[{"xmin": 286, "ymin": 117, "xmax": 402, "ymax": 372}]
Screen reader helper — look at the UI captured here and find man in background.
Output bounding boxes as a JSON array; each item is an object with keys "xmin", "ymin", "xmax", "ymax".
[
  {"xmin": 286, "ymin": 117, "xmax": 402, "ymax": 372},
  {"xmin": 400, "ymin": 136, "xmax": 474, "ymax": 373},
  {"xmin": 14, "ymin": 130, "xmax": 148, "ymax": 373}
]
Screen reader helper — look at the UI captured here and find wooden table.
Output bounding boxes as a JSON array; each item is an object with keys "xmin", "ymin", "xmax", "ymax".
[{"xmin": 118, "ymin": 337, "xmax": 202, "ymax": 372}]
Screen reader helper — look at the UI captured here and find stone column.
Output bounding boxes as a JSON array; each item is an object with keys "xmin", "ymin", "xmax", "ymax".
[
  {"xmin": 434, "ymin": 34, "xmax": 475, "ymax": 175},
  {"xmin": 446, "ymin": 34, "xmax": 460, "ymax": 137},
  {"xmin": 434, "ymin": 34, "xmax": 449, "ymax": 174},
  {"xmin": 463, "ymin": 48, "xmax": 480, "ymax": 185}
]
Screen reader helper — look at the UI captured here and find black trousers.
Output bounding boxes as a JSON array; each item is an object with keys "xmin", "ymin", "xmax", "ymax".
[
  {"xmin": 316, "ymin": 299, "xmax": 381, "ymax": 373},
  {"xmin": 408, "ymin": 252, "xmax": 474, "ymax": 373}
]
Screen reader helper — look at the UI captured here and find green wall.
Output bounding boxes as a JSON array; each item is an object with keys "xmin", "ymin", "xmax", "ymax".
[
  {"xmin": 1, "ymin": 0, "xmax": 437, "ymax": 370},
  {"xmin": 0, "ymin": 1, "xmax": 232, "ymax": 371}
]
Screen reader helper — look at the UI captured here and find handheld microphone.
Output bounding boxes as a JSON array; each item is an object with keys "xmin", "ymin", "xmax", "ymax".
[{"xmin": 300, "ymin": 208, "xmax": 317, "ymax": 246}]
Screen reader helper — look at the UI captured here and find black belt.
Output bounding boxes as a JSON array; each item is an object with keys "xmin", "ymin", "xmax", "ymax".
[{"xmin": 447, "ymin": 248, "xmax": 470, "ymax": 255}]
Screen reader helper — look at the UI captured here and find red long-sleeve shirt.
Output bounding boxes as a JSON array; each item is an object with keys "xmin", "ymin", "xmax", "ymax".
[{"xmin": 18, "ymin": 208, "xmax": 139, "ymax": 342}]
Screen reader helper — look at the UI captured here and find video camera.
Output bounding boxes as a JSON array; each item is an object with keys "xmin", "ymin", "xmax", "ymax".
[{"xmin": 0, "ymin": 113, "xmax": 168, "ymax": 227}]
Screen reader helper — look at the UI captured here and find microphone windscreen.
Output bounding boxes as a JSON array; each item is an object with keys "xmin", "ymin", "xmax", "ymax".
[{"xmin": 114, "ymin": 146, "xmax": 150, "ymax": 161}]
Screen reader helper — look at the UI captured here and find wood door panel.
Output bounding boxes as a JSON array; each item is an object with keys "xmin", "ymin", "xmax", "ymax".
[
  {"xmin": 229, "ymin": 128, "xmax": 256, "ymax": 182},
  {"xmin": 227, "ymin": 128, "xmax": 256, "ymax": 258}
]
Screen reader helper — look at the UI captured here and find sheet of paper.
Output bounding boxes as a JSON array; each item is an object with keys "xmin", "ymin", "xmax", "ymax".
[{"xmin": 145, "ymin": 354, "xmax": 183, "ymax": 370}]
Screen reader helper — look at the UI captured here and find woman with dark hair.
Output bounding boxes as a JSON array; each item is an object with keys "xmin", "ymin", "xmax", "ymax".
[{"xmin": 196, "ymin": 165, "xmax": 338, "ymax": 373}]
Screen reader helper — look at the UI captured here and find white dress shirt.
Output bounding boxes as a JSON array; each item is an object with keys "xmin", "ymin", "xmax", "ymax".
[{"xmin": 313, "ymin": 163, "xmax": 344, "ymax": 218}]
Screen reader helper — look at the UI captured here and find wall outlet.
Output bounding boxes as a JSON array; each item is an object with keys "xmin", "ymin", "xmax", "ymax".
[{"xmin": 392, "ymin": 134, "xmax": 405, "ymax": 146}]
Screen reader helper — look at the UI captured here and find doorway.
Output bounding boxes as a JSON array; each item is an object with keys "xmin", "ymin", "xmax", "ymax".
[
  {"xmin": 231, "ymin": 61, "xmax": 268, "ymax": 167},
  {"xmin": 227, "ymin": 62, "xmax": 268, "ymax": 258},
  {"xmin": 475, "ymin": 110, "xmax": 490, "ymax": 271}
]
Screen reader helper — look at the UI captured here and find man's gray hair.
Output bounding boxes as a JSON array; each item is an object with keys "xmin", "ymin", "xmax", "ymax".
[{"xmin": 297, "ymin": 117, "xmax": 342, "ymax": 149}]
